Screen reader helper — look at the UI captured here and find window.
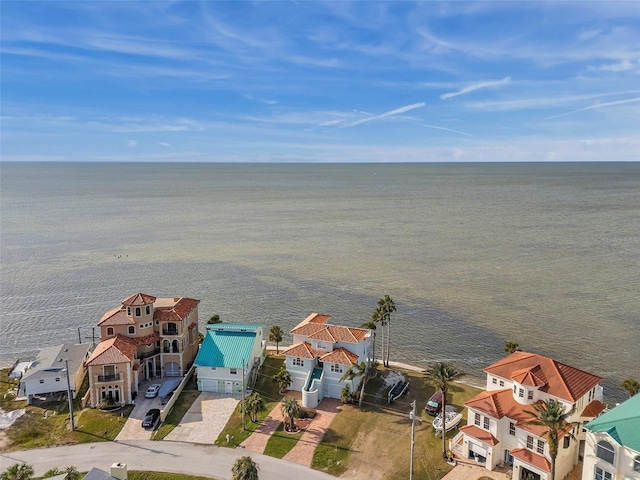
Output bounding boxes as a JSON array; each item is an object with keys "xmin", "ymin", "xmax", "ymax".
[
  {"xmin": 128, "ymin": 326, "xmax": 135, "ymax": 334},
  {"xmin": 596, "ymin": 441, "xmax": 615, "ymax": 464},
  {"xmin": 509, "ymin": 422, "xmax": 515, "ymax": 436},
  {"xmin": 331, "ymin": 364, "xmax": 343, "ymax": 374},
  {"xmin": 537, "ymin": 439, "xmax": 545, "ymax": 454},
  {"xmin": 146, "ymin": 305, "xmax": 151, "ymax": 315},
  {"xmin": 492, "ymin": 378, "xmax": 497, "ymax": 384},
  {"xmin": 634, "ymin": 455, "xmax": 640, "ymax": 473},
  {"xmin": 107, "ymin": 327, "xmax": 114, "ymax": 336},
  {"xmin": 526, "ymin": 436, "xmax": 534, "ymax": 449},
  {"xmin": 55, "ymin": 377, "xmax": 60, "ymax": 382},
  {"xmin": 127, "ymin": 307, "xmax": 131, "ymax": 315},
  {"xmin": 499, "ymin": 380, "xmax": 505, "ymax": 387},
  {"xmin": 513, "ymin": 385, "xmax": 517, "ymax": 394},
  {"xmin": 563, "ymin": 436, "xmax": 570, "ymax": 448},
  {"xmin": 39, "ymin": 379, "xmax": 44, "ymax": 384},
  {"xmin": 519, "ymin": 388, "xmax": 524, "ymax": 398},
  {"xmin": 483, "ymin": 417, "xmax": 490, "ymax": 430},
  {"xmin": 135, "ymin": 307, "xmax": 141, "ymax": 316},
  {"xmin": 474, "ymin": 413, "xmax": 481, "ymax": 426},
  {"xmin": 292, "ymin": 358, "xmax": 303, "ymax": 367},
  {"xmin": 594, "ymin": 466, "xmax": 612, "ymax": 480},
  {"xmin": 230, "ymin": 369, "xmax": 237, "ymax": 375},
  {"xmin": 528, "ymin": 390, "xmax": 534, "ymax": 400}
]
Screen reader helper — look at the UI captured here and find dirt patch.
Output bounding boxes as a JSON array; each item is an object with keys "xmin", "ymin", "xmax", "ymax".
[{"xmin": 339, "ymin": 427, "xmax": 386, "ymax": 480}]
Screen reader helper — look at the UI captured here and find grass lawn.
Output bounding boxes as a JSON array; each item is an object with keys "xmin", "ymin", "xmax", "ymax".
[
  {"xmin": 153, "ymin": 390, "xmax": 201, "ymax": 441},
  {"xmin": 128, "ymin": 471, "xmax": 217, "ymax": 480},
  {"xmin": 312, "ymin": 366, "xmax": 482, "ymax": 480},
  {"xmin": 262, "ymin": 422, "xmax": 304, "ymax": 458},
  {"xmin": 215, "ymin": 355, "xmax": 285, "ymax": 447}
]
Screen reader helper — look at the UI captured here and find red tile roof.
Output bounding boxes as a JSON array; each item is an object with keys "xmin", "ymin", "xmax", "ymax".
[
  {"xmin": 281, "ymin": 342, "xmax": 318, "ymax": 359},
  {"xmin": 130, "ymin": 332, "xmax": 160, "ymax": 346},
  {"xmin": 97, "ymin": 307, "xmax": 134, "ymax": 327},
  {"xmin": 154, "ymin": 297, "xmax": 200, "ymax": 322},
  {"xmin": 290, "ymin": 313, "xmax": 369, "ymax": 343},
  {"xmin": 320, "ymin": 347, "xmax": 360, "ymax": 366},
  {"xmin": 581, "ymin": 400, "xmax": 606, "ymax": 418},
  {"xmin": 465, "ymin": 389, "xmax": 556, "ymax": 437},
  {"xmin": 484, "ymin": 351, "xmax": 602, "ymax": 402},
  {"xmin": 122, "ymin": 293, "xmax": 157, "ymax": 306},
  {"xmin": 511, "ymin": 366, "xmax": 547, "ymax": 387},
  {"xmin": 510, "ymin": 448, "xmax": 551, "ymax": 472},
  {"xmin": 460, "ymin": 425, "xmax": 499, "ymax": 446},
  {"xmin": 86, "ymin": 335, "xmax": 137, "ymax": 366}
]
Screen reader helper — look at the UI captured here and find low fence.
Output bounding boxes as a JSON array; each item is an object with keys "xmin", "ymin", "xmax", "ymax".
[{"xmin": 160, "ymin": 365, "xmax": 195, "ymax": 422}]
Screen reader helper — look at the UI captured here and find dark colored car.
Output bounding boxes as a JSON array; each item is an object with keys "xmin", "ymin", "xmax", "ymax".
[
  {"xmin": 425, "ymin": 391, "xmax": 443, "ymax": 416},
  {"xmin": 142, "ymin": 408, "xmax": 160, "ymax": 429}
]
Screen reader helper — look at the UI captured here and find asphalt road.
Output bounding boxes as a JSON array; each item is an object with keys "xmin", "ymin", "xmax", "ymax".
[{"xmin": 0, "ymin": 440, "xmax": 336, "ymax": 480}]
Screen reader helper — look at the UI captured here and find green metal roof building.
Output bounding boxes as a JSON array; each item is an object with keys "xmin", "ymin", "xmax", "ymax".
[
  {"xmin": 582, "ymin": 394, "xmax": 640, "ymax": 480},
  {"xmin": 194, "ymin": 324, "xmax": 266, "ymax": 394}
]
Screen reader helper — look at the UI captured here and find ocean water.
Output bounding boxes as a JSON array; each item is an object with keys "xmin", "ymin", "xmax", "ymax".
[{"xmin": 1, "ymin": 162, "xmax": 638, "ymax": 401}]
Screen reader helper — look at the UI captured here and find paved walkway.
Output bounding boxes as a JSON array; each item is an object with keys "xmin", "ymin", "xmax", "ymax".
[
  {"xmin": 240, "ymin": 402, "xmax": 285, "ymax": 453},
  {"xmin": 0, "ymin": 440, "xmax": 336, "ymax": 480},
  {"xmin": 440, "ymin": 462, "xmax": 511, "ymax": 480},
  {"xmin": 282, "ymin": 398, "xmax": 341, "ymax": 466},
  {"xmin": 165, "ymin": 393, "xmax": 240, "ymax": 444}
]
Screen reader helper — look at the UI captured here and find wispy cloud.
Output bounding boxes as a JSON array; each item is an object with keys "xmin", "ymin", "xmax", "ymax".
[
  {"xmin": 423, "ymin": 124, "xmax": 472, "ymax": 136},
  {"xmin": 545, "ymin": 97, "xmax": 640, "ymax": 120},
  {"xmin": 159, "ymin": 142, "xmax": 172, "ymax": 148},
  {"xmin": 126, "ymin": 140, "xmax": 137, "ymax": 148},
  {"xmin": 441, "ymin": 77, "xmax": 512, "ymax": 100},
  {"xmin": 345, "ymin": 102, "xmax": 426, "ymax": 127}
]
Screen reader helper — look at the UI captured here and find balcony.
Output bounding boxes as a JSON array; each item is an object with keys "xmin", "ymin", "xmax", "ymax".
[
  {"xmin": 162, "ymin": 329, "xmax": 181, "ymax": 336},
  {"xmin": 138, "ymin": 348, "xmax": 161, "ymax": 361},
  {"xmin": 97, "ymin": 373, "xmax": 121, "ymax": 382}
]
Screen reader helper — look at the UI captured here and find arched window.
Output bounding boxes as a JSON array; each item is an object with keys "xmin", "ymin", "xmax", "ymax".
[
  {"xmin": 127, "ymin": 307, "xmax": 131, "ymax": 315},
  {"xmin": 634, "ymin": 455, "xmax": 640, "ymax": 473},
  {"xmin": 163, "ymin": 340, "xmax": 171, "ymax": 353},
  {"xmin": 107, "ymin": 327, "xmax": 114, "ymax": 336},
  {"xmin": 146, "ymin": 305, "xmax": 151, "ymax": 315},
  {"xmin": 135, "ymin": 307, "xmax": 141, "ymax": 317},
  {"xmin": 172, "ymin": 340, "xmax": 179, "ymax": 353},
  {"xmin": 596, "ymin": 440, "xmax": 615, "ymax": 464}
]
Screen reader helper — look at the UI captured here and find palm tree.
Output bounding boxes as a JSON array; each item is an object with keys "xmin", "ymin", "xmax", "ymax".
[
  {"xmin": 360, "ymin": 321, "xmax": 377, "ymax": 367},
  {"xmin": 340, "ymin": 361, "xmax": 368, "ymax": 407},
  {"xmin": 231, "ymin": 456, "xmax": 259, "ymax": 480},
  {"xmin": 621, "ymin": 378, "xmax": 640, "ymax": 397},
  {"xmin": 281, "ymin": 397, "xmax": 302, "ymax": 432},
  {"xmin": 273, "ymin": 366, "xmax": 292, "ymax": 394},
  {"xmin": 504, "ymin": 341, "xmax": 521, "ymax": 354},
  {"xmin": 377, "ymin": 295, "xmax": 396, "ymax": 367},
  {"xmin": 0, "ymin": 463, "xmax": 34, "ymax": 480},
  {"xmin": 525, "ymin": 399, "xmax": 576, "ymax": 480},
  {"xmin": 340, "ymin": 384, "xmax": 353, "ymax": 404},
  {"xmin": 425, "ymin": 362, "xmax": 465, "ymax": 459},
  {"xmin": 240, "ymin": 392, "xmax": 266, "ymax": 423},
  {"xmin": 371, "ymin": 306, "xmax": 386, "ymax": 368},
  {"xmin": 207, "ymin": 314, "xmax": 222, "ymax": 324},
  {"xmin": 63, "ymin": 466, "xmax": 81, "ymax": 480},
  {"xmin": 269, "ymin": 326, "xmax": 284, "ymax": 354}
]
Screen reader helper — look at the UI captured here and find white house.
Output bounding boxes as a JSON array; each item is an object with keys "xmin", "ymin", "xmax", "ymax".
[
  {"xmin": 451, "ymin": 351, "xmax": 604, "ymax": 480},
  {"xmin": 19, "ymin": 343, "xmax": 91, "ymax": 404},
  {"xmin": 581, "ymin": 394, "xmax": 640, "ymax": 480},
  {"xmin": 281, "ymin": 313, "xmax": 373, "ymax": 408},
  {"xmin": 194, "ymin": 324, "xmax": 266, "ymax": 394}
]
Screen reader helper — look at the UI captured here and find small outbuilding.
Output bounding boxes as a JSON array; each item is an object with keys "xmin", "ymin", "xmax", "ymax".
[
  {"xmin": 19, "ymin": 343, "xmax": 91, "ymax": 404},
  {"xmin": 194, "ymin": 324, "xmax": 266, "ymax": 394}
]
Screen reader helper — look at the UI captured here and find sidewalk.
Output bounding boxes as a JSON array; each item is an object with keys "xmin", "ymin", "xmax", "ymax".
[{"xmin": 240, "ymin": 402, "xmax": 286, "ymax": 453}]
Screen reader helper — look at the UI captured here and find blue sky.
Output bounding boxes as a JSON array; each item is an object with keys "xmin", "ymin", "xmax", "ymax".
[{"xmin": 1, "ymin": 1, "xmax": 639, "ymax": 162}]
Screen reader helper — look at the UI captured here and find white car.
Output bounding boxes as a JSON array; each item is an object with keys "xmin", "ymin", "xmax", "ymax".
[{"xmin": 145, "ymin": 384, "xmax": 161, "ymax": 398}]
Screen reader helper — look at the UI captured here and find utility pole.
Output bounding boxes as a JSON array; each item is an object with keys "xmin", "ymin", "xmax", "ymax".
[
  {"xmin": 64, "ymin": 359, "xmax": 75, "ymax": 431},
  {"xmin": 241, "ymin": 358, "xmax": 246, "ymax": 430},
  {"xmin": 77, "ymin": 327, "xmax": 81, "ymax": 344},
  {"xmin": 410, "ymin": 400, "xmax": 416, "ymax": 480}
]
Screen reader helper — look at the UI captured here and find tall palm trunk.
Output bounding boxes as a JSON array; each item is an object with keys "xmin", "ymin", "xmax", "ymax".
[
  {"xmin": 359, "ymin": 367, "xmax": 368, "ymax": 408},
  {"xmin": 385, "ymin": 319, "xmax": 391, "ymax": 367},
  {"xmin": 379, "ymin": 322, "xmax": 386, "ymax": 368},
  {"xmin": 441, "ymin": 386, "xmax": 448, "ymax": 459}
]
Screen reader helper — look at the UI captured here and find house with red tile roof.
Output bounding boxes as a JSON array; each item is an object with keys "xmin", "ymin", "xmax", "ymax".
[
  {"xmin": 85, "ymin": 293, "xmax": 200, "ymax": 408},
  {"xmin": 281, "ymin": 313, "xmax": 373, "ymax": 408},
  {"xmin": 450, "ymin": 351, "xmax": 604, "ymax": 480}
]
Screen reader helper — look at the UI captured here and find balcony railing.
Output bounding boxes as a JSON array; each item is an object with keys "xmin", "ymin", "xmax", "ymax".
[
  {"xmin": 97, "ymin": 373, "xmax": 121, "ymax": 382},
  {"xmin": 162, "ymin": 329, "xmax": 181, "ymax": 336},
  {"xmin": 138, "ymin": 348, "xmax": 161, "ymax": 361}
]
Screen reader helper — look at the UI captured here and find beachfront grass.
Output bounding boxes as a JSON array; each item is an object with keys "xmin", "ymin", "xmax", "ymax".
[
  {"xmin": 215, "ymin": 355, "xmax": 285, "ymax": 447},
  {"xmin": 312, "ymin": 366, "xmax": 482, "ymax": 479},
  {"xmin": 153, "ymin": 390, "xmax": 201, "ymax": 441},
  {"xmin": 262, "ymin": 422, "xmax": 304, "ymax": 458}
]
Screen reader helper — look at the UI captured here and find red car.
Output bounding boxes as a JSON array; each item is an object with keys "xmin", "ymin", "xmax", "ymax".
[{"xmin": 142, "ymin": 408, "xmax": 160, "ymax": 429}]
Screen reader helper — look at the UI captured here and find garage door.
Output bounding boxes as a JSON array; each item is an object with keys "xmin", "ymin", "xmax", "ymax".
[
  {"xmin": 328, "ymin": 383, "xmax": 342, "ymax": 399},
  {"xmin": 469, "ymin": 442, "xmax": 487, "ymax": 457},
  {"xmin": 201, "ymin": 380, "xmax": 218, "ymax": 392}
]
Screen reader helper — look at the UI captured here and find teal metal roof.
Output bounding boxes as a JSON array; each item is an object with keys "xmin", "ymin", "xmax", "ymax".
[
  {"xmin": 194, "ymin": 324, "xmax": 260, "ymax": 369},
  {"xmin": 584, "ymin": 394, "xmax": 640, "ymax": 452}
]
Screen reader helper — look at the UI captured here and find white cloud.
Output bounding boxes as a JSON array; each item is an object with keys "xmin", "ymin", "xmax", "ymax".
[
  {"xmin": 127, "ymin": 140, "xmax": 137, "ymax": 148},
  {"xmin": 159, "ymin": 142, "xmax": 172, "ymax": 148},
  {"xmin": 346, "ymin": 102, "xmax": 426, "ymax": 127},
  {"xmin": 591, "ymin": 60, "xmax": 638, "ymax": 72},
  {"xmin": 441, "ymin": 77, "xmax": 512, "ymax": 100},
  {"xmin": 423, "ymin": 124, "xmax": 472, "ymax": 136},
  {"xmin": 545, "ymin": 97, "xmax": 640, "ymax": 120}
]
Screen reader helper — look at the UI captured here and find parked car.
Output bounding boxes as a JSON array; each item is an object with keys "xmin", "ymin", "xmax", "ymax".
[
  {"xmin": 145, "ymin": 384, "xmax": 161, "ymax": 398},
  {"xmin": 142, "ymin": 408, "xmax": 160, "ymax": 429},
  {"xmin": 425, "ymin": 391, "xmax": 443, "ymax": 416},
  {"xmin": 160, "ymin": 391, "xmax": 173, "ymax": 405}
]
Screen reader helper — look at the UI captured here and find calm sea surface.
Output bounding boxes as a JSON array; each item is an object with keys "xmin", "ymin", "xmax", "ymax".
[{"xmin": 1, "ymin": 162, "xmax": 638, "ymax": 400}]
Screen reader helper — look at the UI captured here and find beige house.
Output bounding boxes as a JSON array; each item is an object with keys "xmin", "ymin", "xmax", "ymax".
[{"xmin": 85, "ymin": 293, "xmax": 200, "ymax": 408}]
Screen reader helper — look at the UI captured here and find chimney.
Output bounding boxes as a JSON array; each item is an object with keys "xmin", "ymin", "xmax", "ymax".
[{"xmin": 110, "ymin": 463, "xmax": 128, "ymax": 480}]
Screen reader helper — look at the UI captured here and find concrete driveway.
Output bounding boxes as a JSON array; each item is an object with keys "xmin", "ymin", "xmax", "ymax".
[
  {"xmin": 165, "ymin": 393, "xmax": 239, "ymax": 444},
  {"xmin": 115, "ymin": 381, "xmax": 164, "ymax": 441}
]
